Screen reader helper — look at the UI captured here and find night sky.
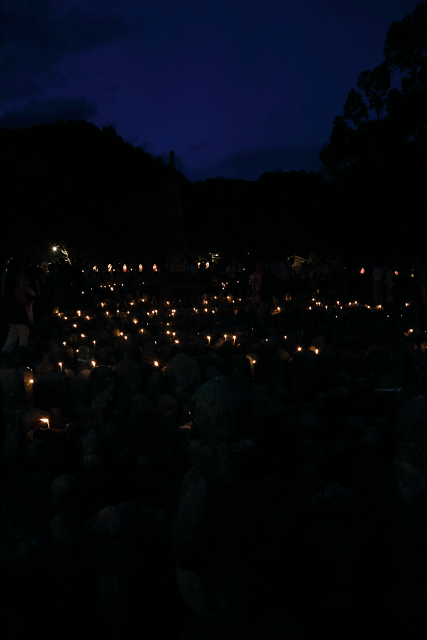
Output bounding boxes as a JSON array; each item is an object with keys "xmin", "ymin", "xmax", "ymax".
[{"xmin": 0, "ymin": 0, "xmax": 419, "ymax": 182}]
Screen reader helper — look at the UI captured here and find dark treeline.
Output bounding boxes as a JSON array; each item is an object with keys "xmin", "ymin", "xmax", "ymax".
[
  {"xmin": 0, "ymin": 118, "xmax": 408, "ymax": 266},
  {"xmin": 0, "ymin": 120, "xmax": 331, "ymax": 262}
]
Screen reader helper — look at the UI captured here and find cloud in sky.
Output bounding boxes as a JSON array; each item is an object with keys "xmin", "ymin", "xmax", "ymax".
[
  {"xmin": 0, "ymin": 97, "xmax": 98, "ymax": 129},
  {"xmin": 0, "ymin": 0, "xmax": 141, "ymax": 101}
]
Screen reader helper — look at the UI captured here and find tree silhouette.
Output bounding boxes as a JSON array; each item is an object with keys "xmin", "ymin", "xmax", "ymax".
[
  {"xmin": 320, "ymin": 2, "xmax": 427, "ymax": 179},
  {"xmin": 319, "ymin": 2, "xmax": 427, "ymax": 258}
]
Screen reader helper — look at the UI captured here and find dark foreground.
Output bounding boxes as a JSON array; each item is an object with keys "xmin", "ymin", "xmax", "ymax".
[{"xmin": 1, "ymin": 290, "xmax": 427, "ymax": 640}]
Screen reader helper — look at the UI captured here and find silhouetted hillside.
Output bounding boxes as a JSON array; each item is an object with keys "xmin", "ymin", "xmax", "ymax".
[
  {"xmin": 1, "ymin": 120, "xmax": 168, "ymax": 260},
  {"xmin": 0, "ymin": 119, "xmax": 420, "ymax": 265}
]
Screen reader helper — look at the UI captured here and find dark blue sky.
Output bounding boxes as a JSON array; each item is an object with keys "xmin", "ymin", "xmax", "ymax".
[{"xmin": 0, "ymin": 0, "xmax": 419, "ymax": 181}]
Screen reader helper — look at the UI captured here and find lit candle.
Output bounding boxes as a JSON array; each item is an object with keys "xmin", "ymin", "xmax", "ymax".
[
  {"xmin": 58, "ymin": 362, "xmax": 62, "ymax": 370},
  {"xmin": 40, "ymin": 418, "xmax": 50, "ymax": 430},
  {"xmin": 233, "ymin": 335, "xmax": 236, "ymax": 344},
  {"xmin": 207, "ymin": 336, "xmax": 211, "ymax": 344}
]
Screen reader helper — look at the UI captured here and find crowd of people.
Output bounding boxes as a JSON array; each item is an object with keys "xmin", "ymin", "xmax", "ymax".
[
  {"xmin": 1, "ymin": 250, "xmax": 427, "ymax": 368},
  {"xmin": 1, "ymin": 247, "xmax": 427, "ymax": 639}
]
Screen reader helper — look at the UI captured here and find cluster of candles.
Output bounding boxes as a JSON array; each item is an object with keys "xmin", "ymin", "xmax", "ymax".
[{"xmin": 48, "ymin": 286, "xmax": 421, "ymax": 397}]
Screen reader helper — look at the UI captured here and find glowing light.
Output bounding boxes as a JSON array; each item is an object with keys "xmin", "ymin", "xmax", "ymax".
[
  {"xmin": 297, "ymin": 347, "xmax": 302, "ymax": 351},
  {"xmin": 139, "ymin": 264, "xmax": 143, "ymax": 272},
  {"xmin": 154, "ymin": 361, "xmax": 159, "ymax": 366},
  {"xmin": 315, "ymin": 349, "xmax": 319, "ymax": 354},
  {"xmin": 207, "ymin": 336, "xmax": 211, "ymax": 344},
  {"xmin": 233, "ymin": 335, "xmax": 236, "ymax": 344},
  {"xmin": 153, "ymin": 264, "xmax": 157, "ymax": 272},
  {"xmin": 360, "ymin": 268, "xmax": 365, "ymax": 274},
  {"xmin": 123, "ymin": 264, "xmax": 127, "ymax": 272},
  {"xmin": 58, "ymin": 362, "xmax": 62, "ymax": 370},
  {"xmin": 40, "ymin": 418, "xmax": 50, "ymax": 430},
  {"xmin": 91, "ymin": 361, "xmax": 96, "ymax": 367}
]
